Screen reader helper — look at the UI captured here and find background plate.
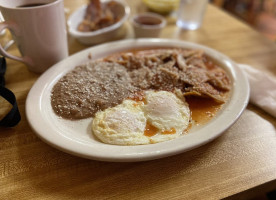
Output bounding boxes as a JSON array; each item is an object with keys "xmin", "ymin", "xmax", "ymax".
[{"xmin": 26, "ymin": 39, "xmax": 249, "ymax": 162}]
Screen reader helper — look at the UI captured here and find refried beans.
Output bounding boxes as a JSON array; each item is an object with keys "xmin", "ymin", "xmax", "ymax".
[{"xmin": 51, "ymin": 62, "xmax": 136, "ymax": 119}]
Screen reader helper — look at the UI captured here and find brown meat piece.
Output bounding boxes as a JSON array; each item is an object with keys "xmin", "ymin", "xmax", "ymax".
[
  {"xmin": 78, "ymin": 0, "xmax": 122, "ymax": 32},
  {"xmin": 105, "ymin": 48, "xmax": 231, "ymax": 103}
]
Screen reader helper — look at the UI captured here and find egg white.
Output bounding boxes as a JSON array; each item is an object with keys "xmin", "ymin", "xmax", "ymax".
[
  {"xmin": 92, "ymin": 100, "xmax": 149, "ymax": 145},
  {"xmin": 143, "ymin": 91, "xmax": 190, "ymax": 143}
]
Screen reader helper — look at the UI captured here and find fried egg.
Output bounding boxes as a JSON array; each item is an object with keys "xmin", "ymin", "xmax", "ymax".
[{"xmin": 92, "ymin": 91, "xmax": 190, "ymax": 145}]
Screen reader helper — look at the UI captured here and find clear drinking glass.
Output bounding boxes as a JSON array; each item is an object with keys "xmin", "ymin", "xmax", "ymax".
[{"xmin": 176, "ymin": 0, "xmax": 208, "ymax": 30}]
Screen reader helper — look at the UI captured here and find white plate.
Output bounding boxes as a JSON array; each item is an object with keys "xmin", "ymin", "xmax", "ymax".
[{"xmin": 26, "ymin": 39, "xmax": 249, "ymax": 162}]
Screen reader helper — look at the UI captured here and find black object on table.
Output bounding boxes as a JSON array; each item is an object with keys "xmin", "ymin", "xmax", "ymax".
[{"xmin": 0, "ymin": 57, "xmax": 21, "ymax": 127}]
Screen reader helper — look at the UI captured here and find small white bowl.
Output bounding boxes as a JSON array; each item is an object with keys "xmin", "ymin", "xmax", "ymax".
[
  {"xmin": 131, "ymin": 12, "xmax": 167, "ymax": 38},
  {"xmin": 67, "ymin": 0, "xmax": 130, "ymax": 45}
]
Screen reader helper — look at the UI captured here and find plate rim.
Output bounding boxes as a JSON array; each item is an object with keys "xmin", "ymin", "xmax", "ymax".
[{"xmin": 26, "ymin": 38, "xmax": 250, "ymax": 162}]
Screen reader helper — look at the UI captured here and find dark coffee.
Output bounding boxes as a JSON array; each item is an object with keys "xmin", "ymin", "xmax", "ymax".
[{"xmin": 18, "ymin": 3, "xmax": 47, "ymax": 8}]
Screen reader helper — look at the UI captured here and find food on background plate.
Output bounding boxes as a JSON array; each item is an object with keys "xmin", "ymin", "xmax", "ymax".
[
  {"xmin": 51, "ymin": 48, "xmax": 231, "ymax": 145},
  {"xmin": 78, "ymin": 0, "xmax": 122, "ymax": 32},
  {"xmin": 142, "ymin": 0, "xmax": 179, "ymax": 14}
]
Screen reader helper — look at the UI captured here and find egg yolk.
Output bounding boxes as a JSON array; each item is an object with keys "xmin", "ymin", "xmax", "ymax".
[
  {"xmin": 144, "ymin": 122, "xmax": 176, "ymax": 137},
  {"xmin": 161, "ymin": 128, "xmax": 176, "ymax": 135},
  {"xmin": 144, "ymin": 121, "xmax": 158, "ymax": 137}
]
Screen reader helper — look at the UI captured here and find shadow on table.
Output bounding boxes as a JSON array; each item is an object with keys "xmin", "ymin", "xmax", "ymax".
[{"xmin": 224, "ymin": 179, "xmax": 276, "ymax": 200}]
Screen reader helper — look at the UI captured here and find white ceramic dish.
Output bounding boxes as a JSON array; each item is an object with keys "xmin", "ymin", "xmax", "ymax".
[
  {"xmin": 131, "ymin": 12, "xmax": 166, "ymax": 38},
  {"xmin": 26, "ymin": 39, "xmax": 249, "ymax": 162},
  {"xmin": 67, "ymin": 0, "xmax": 130, "ymax": 45}
]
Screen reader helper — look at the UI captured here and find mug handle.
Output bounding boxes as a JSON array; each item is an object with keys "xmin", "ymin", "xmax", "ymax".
[{"xmin": 0, "ymin": 21, "xmax": 33, "ymax": 66}]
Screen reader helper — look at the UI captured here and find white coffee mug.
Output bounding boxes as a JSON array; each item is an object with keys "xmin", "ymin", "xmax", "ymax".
[{"xmin": 0, "ymin": 0, "xmax": 68, "ymax": 73}]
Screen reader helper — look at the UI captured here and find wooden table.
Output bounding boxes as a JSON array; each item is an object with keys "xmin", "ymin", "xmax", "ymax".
[{"xmin": 1, "ymin": 1, "xmax": 276, "ymax": 199}]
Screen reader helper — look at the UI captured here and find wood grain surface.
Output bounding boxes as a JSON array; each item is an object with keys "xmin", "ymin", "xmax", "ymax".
[{"xmin": 1, "ymin": 1, "xmax": 276, "ymax": 199}]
